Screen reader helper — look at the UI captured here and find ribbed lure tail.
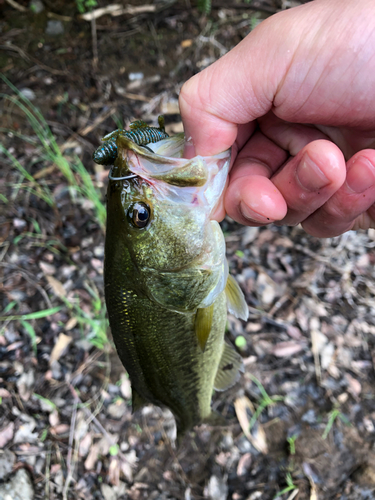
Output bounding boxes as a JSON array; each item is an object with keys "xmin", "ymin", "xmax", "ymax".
[{"xmin": 93, "ymin": 115, "xmax": 169, "ymax": 165}]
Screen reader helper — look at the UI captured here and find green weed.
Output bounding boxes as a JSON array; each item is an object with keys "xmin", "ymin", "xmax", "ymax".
[
  {"xmin": 274, "ymin": 472, "xmax": 298, "ymax": 498},
  {"xmin": 62, "ymin": 284, "xmax": 109, "ymax": 349},
  {"xmin": 287, "ymin": 434, "xmax": 298, "ymax": 455},
  {"xmin": 0, "ymin": 306, "xmax": 62, "ymax": 323},
  {"xmin": 0, "ymin": 73, "xmax": 106, "ymax": 230},
  {"xmin": 197, "ymin": 0, "xmax": 211, "ymax": 14},
  {"xmin": 248, "ymin": 374, "xmax": 284, "ymax": 430},
  {"xmin": 322, "ymin": 407, "xmax": 351, "ymax": 440},
  {"xmin": 76, "ymin": 0, "xmax": 98, "ymax": 14},
  {"xmin": 33, "ymin": 393, "xmax": 57, "ymax": 411},
  {"xmin": 21, "ymin": 320, "xmax": 38, "ymax": 355}
]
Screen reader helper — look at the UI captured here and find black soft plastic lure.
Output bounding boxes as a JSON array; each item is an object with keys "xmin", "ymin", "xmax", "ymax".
[{"xmin": 93, "ymin": 115, "xmax": 169, "ymax": 165}]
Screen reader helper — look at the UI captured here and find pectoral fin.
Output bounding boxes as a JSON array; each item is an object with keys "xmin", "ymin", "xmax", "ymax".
[
  {"xmin": 132, "ymin": 387, "xmax": 148, "ymax": 413},
  {"xmin": 225, "ymin": 274, "xmax": 249, "ymax": 320},
  {"xmin": 214, "ymin": 343, "xmax": 244, "ymax": 391},
  {"xmin": 194, "ymin": 304, "xmax": 214, "ymax": 352}
]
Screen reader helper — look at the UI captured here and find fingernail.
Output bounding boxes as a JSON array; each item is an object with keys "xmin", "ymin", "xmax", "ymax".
[
  {"xmin": 240, "ymin": 202, "xmax": 272, "ymax": 224},
  {"xmin": 296, "ymin": 153, "xmax": 330, "ymax": 191},
  {"xmin": 346, "ymin": 157, "xmax": 375, "ymax": 193},
  {"xmin": 183, "ymin": 137, "xmax": 196, "ymax": 159}
]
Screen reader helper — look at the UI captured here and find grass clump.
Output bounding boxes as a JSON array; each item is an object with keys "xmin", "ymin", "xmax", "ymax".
[
  {"xmin": 0, "ymin": 73, "xmax": 106, "ymax": 230},
  {"xmin": 248, "ymin": 374, "xmax": 284, "ymax": 430}
]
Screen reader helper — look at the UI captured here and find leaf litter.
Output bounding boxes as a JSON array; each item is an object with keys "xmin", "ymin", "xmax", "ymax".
[{"xmin": 1, "ymin": 1, "xmax": 375, "ymax": 499}]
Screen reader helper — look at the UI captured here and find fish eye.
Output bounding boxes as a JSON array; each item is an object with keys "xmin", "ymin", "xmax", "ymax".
[{"xmin": 128, "ymin": 202, "xmax": 150, "ymax": 228}]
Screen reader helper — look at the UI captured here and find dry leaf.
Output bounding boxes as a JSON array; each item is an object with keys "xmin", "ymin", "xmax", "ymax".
[
  {"xmin": 109, "ymin": 457, "xmax": 120, "ymax": 486},
  {"xmin": 101, "ymin": 483, "xmax": 116, "ymax": 500},
  {"xmin": 0, "ymin": 422, "xmax": 14, "ymax": 448},
  {"xmin": 271, "ymin": 341, "xmax": 306, "ymax": 358},
  {"xmin": 234, "ymin": 396, "xmax": 268, "ymax": 454},
  {"xmin": 345, "ymin": 373, "xmax": 362, "ymax": 398},
  {"xmin": 49, "ymin": 410, "xmax": 59, "ymax": 427},
  {"xmin": 50, "ymin": 333, "xmax": 72, "ymax": 365},
  {"xmin": 181, "ymin": 39, "xmax": 193, "ymax": 48},
  {"xmin": 65, "ymin": 317, "xmax": 78, "ymax": 331},
  {"xmin": 50, "ymin": 424, "xmax": 70, "ymax": 436},
  {"xmin": 237, "ymin": 453, "xmax": 252, "ymax": 476},
  {"xmin": 39, "ymin": 261, "xmax": 55, "ymax": 275},
  {"xmin": 79, "ymin": 433, "xmax": 92, "ymax": 458},
  {"xmin": 0, "ymin": 388, "xmax": 11, "ymax": 398},
  {"xmin": 46, "ymin": 275, "xmax": 66, "ymax": 298}
]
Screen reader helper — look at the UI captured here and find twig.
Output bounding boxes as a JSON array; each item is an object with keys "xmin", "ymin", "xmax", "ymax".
[
  {"xmin": 68, "ymin": 383, "xmax": 127, "ymax": 461},
  {"xmin": 78, "ymin": 107, "xmax": 117, "ymax": 137},
  {"xmin": 63, "ymin": 402, "xmax": 78, "ymax": 500},
  {"xmin": 91, "ymin": 18, "xmax": 98, "ymax": 70},
  {"xmin": 80, "ymin": 4, "xmax": 156, "ymax": 21},
  {"xmin": 212, "ymin": 2, "xmax": 277, "ymax": 14},
  {"xmin": 0, "ymin": 43, "xmax": 67, "ymax": 76},
  {"xmin": 294, "ymin": 244, "xmax": 345, "ymax": 274},
  {"xmin": 5, "ymin": 0, "xmax": 27, "ymax": 12},
  {"xmin": 45, "ymin": 443, "xmax": 52, "ymax": 500},
  {"xmin": 0, "ymin": 262, "xmax": 53, "ymax": 309}
]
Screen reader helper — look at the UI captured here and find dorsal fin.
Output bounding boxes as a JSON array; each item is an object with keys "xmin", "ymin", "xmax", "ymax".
[
  {"xmin": 214, "ymin": 343, "xmax": 244, "ymax": 391},
  {"xmin": 225, "ymin": 274, "xmax": 248, "ymax": 320}
]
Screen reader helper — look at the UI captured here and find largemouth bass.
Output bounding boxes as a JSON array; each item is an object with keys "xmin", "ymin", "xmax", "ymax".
[{"xmin": 103, "ymin": 125, "xmax": 248, "ymax": 441}]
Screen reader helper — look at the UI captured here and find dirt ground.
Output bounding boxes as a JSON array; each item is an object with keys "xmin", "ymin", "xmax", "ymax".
[{"xmin": 1, "ymin": 0, "xmax": 375, "ymax": 499}]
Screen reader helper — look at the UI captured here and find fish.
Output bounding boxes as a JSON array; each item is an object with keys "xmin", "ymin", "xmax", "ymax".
[
  {"xmin": 93, "ymin": 116, "xmax": 169, "ymax": 165},
  {"xmin": 103, "ymin": 128, "xmax": 249, "ymax": 442}
]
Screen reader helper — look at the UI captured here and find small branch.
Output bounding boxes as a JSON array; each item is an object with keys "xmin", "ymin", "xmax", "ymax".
[
  {"xmin": 91, "ymin": 18, "xmax": 98, "ymax": 70},
  {"xmin": 80, "ymin": 4, "xmax": 156, "ymax": 21},
  {"xmin": 5, "ymin": 0, "xmax": 27, "ymax": 12}
]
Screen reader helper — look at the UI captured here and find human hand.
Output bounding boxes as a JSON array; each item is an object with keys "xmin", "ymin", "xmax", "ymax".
[{"xmin": 179, "ymin": 0, "xmax": 375, "ymax": 237}]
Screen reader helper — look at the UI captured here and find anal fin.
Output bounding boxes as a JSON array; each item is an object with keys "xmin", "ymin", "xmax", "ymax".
[
  {"xmin": 194, "ymin": 304, "xmax": 214, "ymax": 352},
  {"xmin": 214, "ymin": 342, "xmax": 244, "ymax": 391},
  {"xmin": 225, "ymin": 274, "xmax": 248, "ymax": 320}
]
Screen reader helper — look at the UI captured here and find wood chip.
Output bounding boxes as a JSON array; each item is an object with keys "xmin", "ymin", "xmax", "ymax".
[
  {"xmin": 181, "ymin": 39, "xmax": 193, "ymax": 48},
  {"xmin": 50, "ymin": 333, "xmax": 72, "ymax": 365}
]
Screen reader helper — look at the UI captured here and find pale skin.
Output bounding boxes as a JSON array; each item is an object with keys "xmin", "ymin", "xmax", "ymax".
[{"xmin": 179, "ymin": 0, "xmax": 375, "ymax": 237}]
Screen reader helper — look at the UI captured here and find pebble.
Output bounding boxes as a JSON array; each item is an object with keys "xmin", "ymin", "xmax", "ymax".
[
  {"xmin": 0, "ymin": 468, "xmax": 34, "ymax": 500},
  {"xmin": 0, "ymin": 450, "xmax": 15, "ymax": 481},
  {"xmin": 128, "ymin": 72, "xmax": 144, "ymax": 81},
  {"xmin": 19, "ymin": 88, "xmax": 36, "ymax": 101},
  {"xmin": 45, "ymin": 20, "xmax": 64, "ymax": 36},
  {"xmin": 13, "ymin": 218, "xmax": 27, "ymax": 230}
]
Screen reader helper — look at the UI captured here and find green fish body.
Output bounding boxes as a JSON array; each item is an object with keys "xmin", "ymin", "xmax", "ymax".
[{"xmin": 104, "ymin": 131, "xmax": 248, "ymax": 440}]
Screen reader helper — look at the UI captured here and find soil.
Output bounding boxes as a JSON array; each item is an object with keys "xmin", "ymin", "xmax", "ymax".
[{"xmin": 1, "ymin": 1, "xmax": 375, "ymax": 499}]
